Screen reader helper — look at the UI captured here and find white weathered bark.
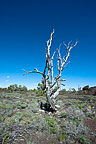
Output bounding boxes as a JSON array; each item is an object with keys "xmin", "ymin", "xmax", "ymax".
[{"xmin": 23, "ymin": 30, "xmax": 78, "ymax": 111}]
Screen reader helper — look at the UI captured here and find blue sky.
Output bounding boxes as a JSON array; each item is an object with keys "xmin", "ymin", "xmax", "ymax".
[{"xmin": 0, "ymin": 0, "xmax": 96, "ymax": 90}]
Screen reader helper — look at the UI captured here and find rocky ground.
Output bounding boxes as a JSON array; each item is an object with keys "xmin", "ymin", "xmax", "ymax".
[{"xmin": 0, "ymin": 92, "xmax": 96, "ymax": 144}]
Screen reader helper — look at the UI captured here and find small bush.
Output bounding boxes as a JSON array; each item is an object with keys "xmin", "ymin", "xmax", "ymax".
[
  {"xmin": 46, "ymin": 117, "xmax": 58, "ymax": 134},
  {"xmin": 58, "ymin": 132, "xmax": 66, "ymax": 142},
  {"xmin": 79, "ymin": 135, "xmax": 89, "ymax": 144},
  {"xmin": 60, "ymin": 112, "xmax": 67, "ymax": 118}
]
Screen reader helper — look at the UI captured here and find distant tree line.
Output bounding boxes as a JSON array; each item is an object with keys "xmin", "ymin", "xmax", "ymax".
[
  {"xmin": 0, "ymin": 82, "xmax": 77, "ymax": 95},
  {"xmin": 8, "ymin": 84, "xmax": 27, "ymax": 92},
  {"xmin": 0, "ymin": 84, "xmax": 27, "ymax": 92}
]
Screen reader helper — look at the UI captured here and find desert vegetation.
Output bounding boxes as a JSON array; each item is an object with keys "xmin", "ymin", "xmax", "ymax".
[{"xmin": 0, "ymin": 85, "xmax": 96, "ymax": 144}]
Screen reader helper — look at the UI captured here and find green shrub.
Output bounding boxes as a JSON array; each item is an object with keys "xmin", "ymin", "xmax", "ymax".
[
  {"xmin": 88, "ymin": 113, "xmax": 95, "ymax": 119},
  {"xmin": 17, "ymin": 102, "xmax": 27, "ymax": 109},
  {"xmin": 14, "ymin": 112, "xmax": 23, "ymax": 121},
  {"xmin": 58, "ymin": 132, "xmax": 66, "ymax": 142},
  {"xmin": 79, "ymin": 135, "xmax": 89, "ymax": 144},
  {"xmin": 2, "ymin": 131, "xmax": 10, "ymax": 144},
  {"xmin": 60, "ymin": 112, "xmax": 67, "ymax": 118},
  {"xmin": 46, "ymin": 117, "xmax": 58, "ymax": 134}
]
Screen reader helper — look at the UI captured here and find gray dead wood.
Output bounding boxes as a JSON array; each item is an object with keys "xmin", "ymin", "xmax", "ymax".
[{"xmin": 23, "ymin": 30, "xmax": 78, "ymax": 111}]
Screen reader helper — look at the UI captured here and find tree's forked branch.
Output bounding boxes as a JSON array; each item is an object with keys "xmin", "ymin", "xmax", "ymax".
[
  {"xmin": 52, "ymin": 40, "xmax": 78, "ymax": 90},
  {"xmin": 62, "ymin": 40, "xmax": 78, "ymax": 67},
  {"xmin": 62, "ymin": 61, "xmax": 70, "ymax": 71}
]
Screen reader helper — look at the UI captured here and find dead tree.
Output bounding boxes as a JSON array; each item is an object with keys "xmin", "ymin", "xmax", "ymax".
[{"xmin": 23, "ymin": 30, "xmax": 78, "ymax": 111}]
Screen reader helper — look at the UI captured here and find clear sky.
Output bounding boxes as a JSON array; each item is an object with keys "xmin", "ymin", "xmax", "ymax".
[{"xmin": 0, "ymin": 0, "xmax": 96, "ymax": 90}]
